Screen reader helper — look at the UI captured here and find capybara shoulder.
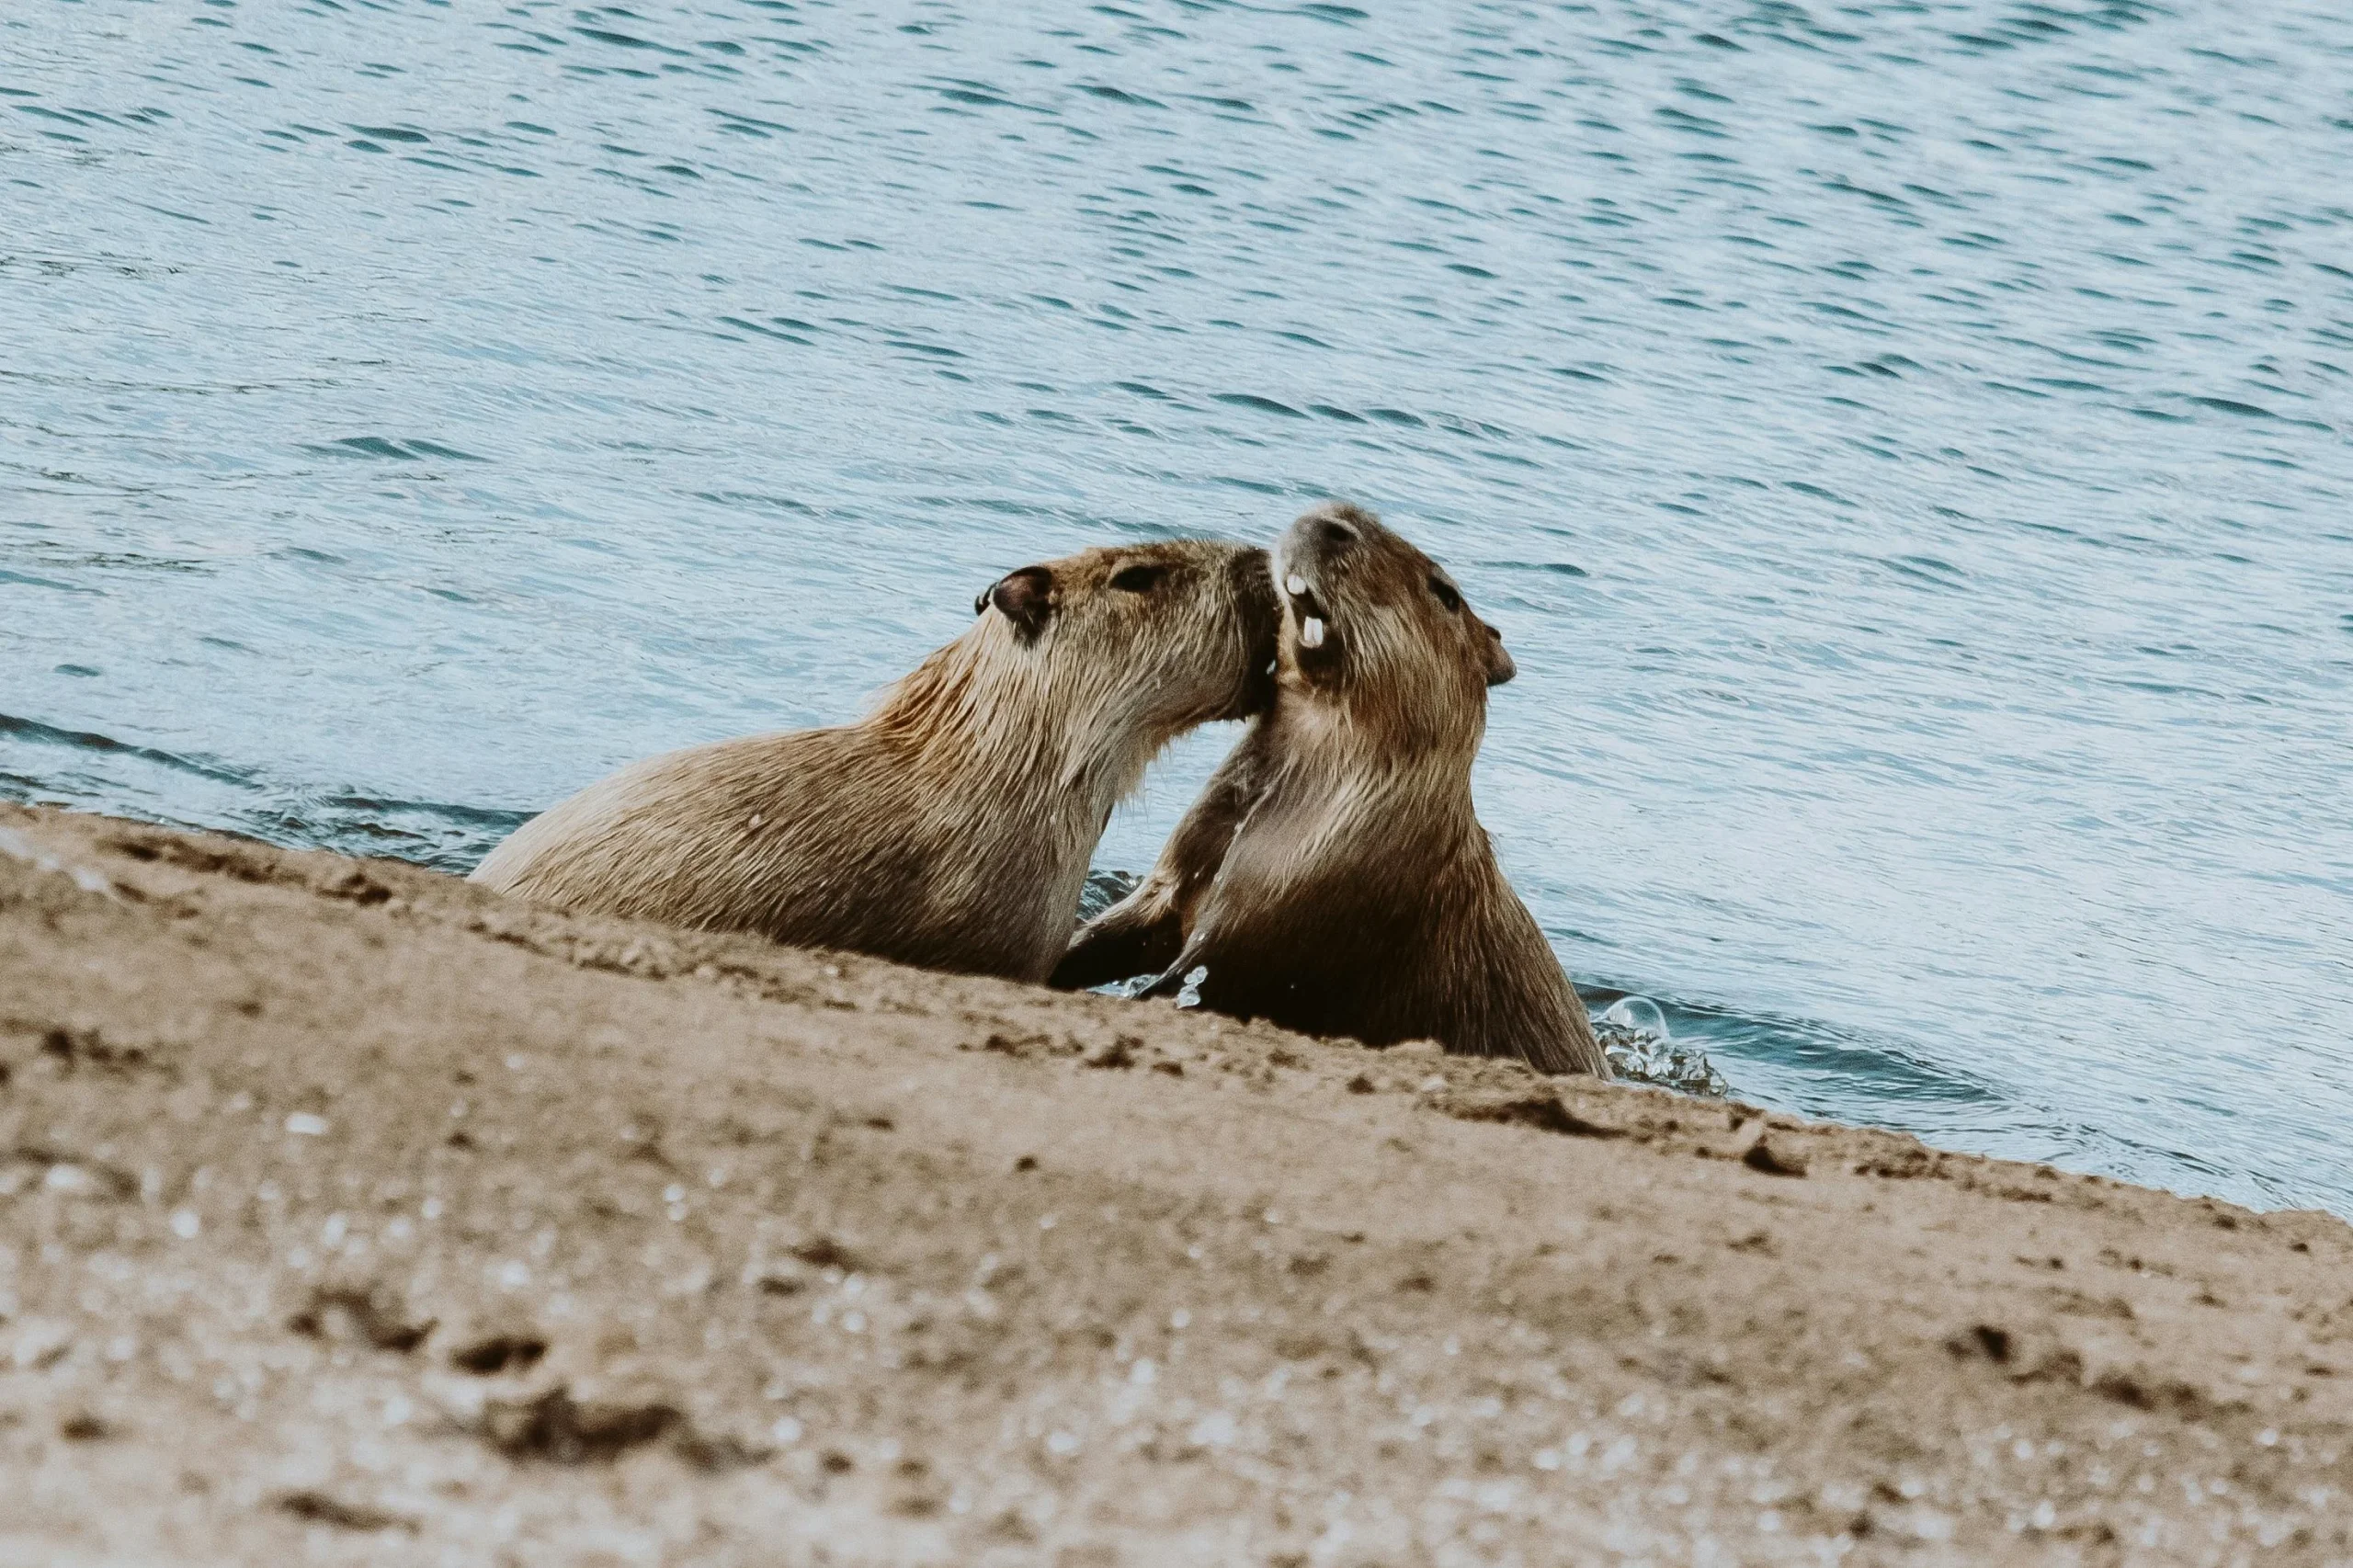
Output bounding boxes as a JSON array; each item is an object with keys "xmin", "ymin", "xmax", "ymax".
[
  {"xmin": 472, "ymin": 537, "xmax": 1278, "ymax": 983},
  {"xmin": 1056, "ymin": 504, "xmax": 1605, "ymax": 1077}
]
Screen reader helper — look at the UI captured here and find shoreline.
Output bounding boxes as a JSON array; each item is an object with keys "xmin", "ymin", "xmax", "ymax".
[{"xmin": 3, "ymin": 802, "xmax": 2348, "ymax": 1563}]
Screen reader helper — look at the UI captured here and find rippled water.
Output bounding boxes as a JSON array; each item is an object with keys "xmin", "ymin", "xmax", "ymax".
[{"xmin": 6, "ymin": 1, "xmax": 2349, "ymax": 1213}]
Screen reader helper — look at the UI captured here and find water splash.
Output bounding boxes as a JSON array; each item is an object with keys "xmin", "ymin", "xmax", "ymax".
[{"xmin": 1596, "ymin": 996, "xmax": 1728, "ymax": 1098}]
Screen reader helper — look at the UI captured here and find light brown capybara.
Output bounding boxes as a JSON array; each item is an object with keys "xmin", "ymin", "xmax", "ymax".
[
  {"xmin": 471, "ymin": 540, "xmax": 1279, "ymax": 983},
  {"xmin": 1052, "ymin": 503, "xmax": 1607, "ymax": 1078}
]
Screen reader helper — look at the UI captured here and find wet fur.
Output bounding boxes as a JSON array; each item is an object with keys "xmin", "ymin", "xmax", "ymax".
[
  {"xmin": 1053, "ymin": 504, "xmax": 1607, "ymax": 1078},
  {"xmin": 472, "ymin": 540, "xmax": 1278, "ymax": 983}
]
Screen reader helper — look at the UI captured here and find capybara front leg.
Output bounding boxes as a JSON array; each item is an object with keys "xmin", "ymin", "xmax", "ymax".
[{"xmin": 1051, "ymin": 889, "xmax": 1186, "ymax": 990}]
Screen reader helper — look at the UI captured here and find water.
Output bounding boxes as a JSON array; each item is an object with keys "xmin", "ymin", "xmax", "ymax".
[{"xmin": 5, "ymin": 1, "xmax": 2348, "ymax": 1213}]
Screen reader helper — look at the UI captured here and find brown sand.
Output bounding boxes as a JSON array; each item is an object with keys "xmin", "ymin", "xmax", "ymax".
[{"xmin": 1, "ymin": 802, "xmax": 2348, "ymax": 1566}]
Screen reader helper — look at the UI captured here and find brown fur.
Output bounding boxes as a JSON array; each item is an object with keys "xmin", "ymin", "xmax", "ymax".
[
  {"xmin": 471, "ymin": 540, "xmax": 1278, "ymax": 983},
  {"xmin": 1052, "ymin": 503, "xmax": 1607, "ymax": 1078}
]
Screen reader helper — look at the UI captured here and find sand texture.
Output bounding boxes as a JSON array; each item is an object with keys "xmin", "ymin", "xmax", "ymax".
[{"xmin": 1, "ymin": 802, "xmax": 2348, "ymax": 1566}]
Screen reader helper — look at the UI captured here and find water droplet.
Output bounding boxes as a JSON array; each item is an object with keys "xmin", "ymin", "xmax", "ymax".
[
  {"xmin": 1596, "ymin": 997, "xmax": 1728, "ymax": 1096},
  {"xmin": 1599, "ymin": 995, "xmax": 1667, "ymax": 1036}
]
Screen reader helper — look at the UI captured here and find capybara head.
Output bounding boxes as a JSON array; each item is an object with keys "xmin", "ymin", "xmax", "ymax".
[
  {"xmin": 969, "ymin": 538, "xmax": 1280, "ymax": 739},
  {"xmin": 1273, "ymin": 502, "xmax": 1513, "ymax": 756}
]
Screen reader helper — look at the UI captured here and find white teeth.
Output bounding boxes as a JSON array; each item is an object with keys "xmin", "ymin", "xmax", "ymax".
[
  {"xmin": 1284, "ymin": 574, "xmax": 1308, "ymax": 597},
  {"xmin": 1300, "ymin": 617, "xmax": 1326, "ymax": 650}
]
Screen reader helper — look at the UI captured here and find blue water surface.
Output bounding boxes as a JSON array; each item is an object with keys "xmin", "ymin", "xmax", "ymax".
[{"xmin": 4, "ymin": 0, "xmax": 2349, "ymax": 1213}]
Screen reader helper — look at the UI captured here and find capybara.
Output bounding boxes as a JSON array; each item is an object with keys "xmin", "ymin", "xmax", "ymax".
[
  {"xmin": 1052, "ymin": 503, "xmax": 1606, "ymax": 1077},
  {"xmin": 472, "ymin": 539, "xmax": 1279, "ymax": 982}
]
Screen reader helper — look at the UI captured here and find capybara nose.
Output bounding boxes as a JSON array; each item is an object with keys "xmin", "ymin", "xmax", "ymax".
[
  {"xmin": 1320, "ymin": 517, "xmax": 1359, "ymax": 548},
  {"xmin": 987, "ymin": 563, "xmax": 1056, "ymax": 642},
  {"xmin": 1483, "ymin": 620, "xmax": 1517, "ymax": 688}
]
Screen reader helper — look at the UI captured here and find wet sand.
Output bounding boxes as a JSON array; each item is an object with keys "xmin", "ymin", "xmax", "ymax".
[{"xmin": 1, "ymin": 801, "xmax": 2347, "ymax": 1565}]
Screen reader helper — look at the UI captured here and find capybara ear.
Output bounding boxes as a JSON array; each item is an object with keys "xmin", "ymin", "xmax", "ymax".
[
  {"xmin": 988, "ymin": 564, "xmax": 1056, "ymax": 642},
  {"xmin": 1480, "ymin": 620, "xmax": 1516, "ymax": 687}
]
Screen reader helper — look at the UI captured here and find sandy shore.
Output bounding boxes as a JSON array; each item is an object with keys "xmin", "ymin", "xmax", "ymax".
[{"xmin": 1, "ymin": 802, "xmax": 2347, "ymax": 1565}]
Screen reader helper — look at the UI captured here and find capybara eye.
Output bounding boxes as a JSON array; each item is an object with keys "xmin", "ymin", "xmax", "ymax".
[
  {"xmin": 1108, "ymin": 563, "xmax": 1168, "ymax": 594},
  {"xmin": 1428, "ymin": 574, "xmax": 1463, "ymax": 614}
]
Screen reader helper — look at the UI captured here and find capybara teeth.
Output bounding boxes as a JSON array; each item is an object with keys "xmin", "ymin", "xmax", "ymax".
[
  {"xmin": 1300, "ymin": 617, "xmax": 1326, "ymax": 649},
  {"xmin": 1285, "ymin": 574, "xmax": 1309, "ymax": 597}
]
